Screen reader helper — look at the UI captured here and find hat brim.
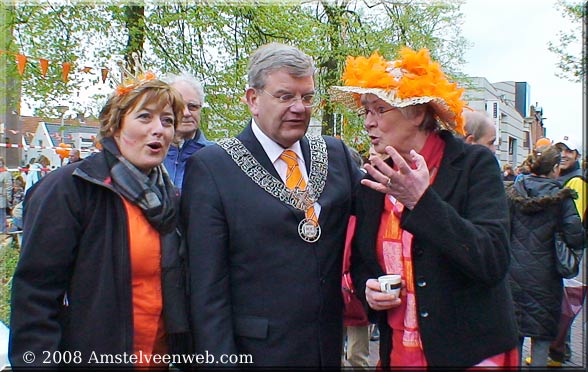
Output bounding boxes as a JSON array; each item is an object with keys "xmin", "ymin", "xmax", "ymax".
[{"xmin": 329, "ymin": 85, "xmax": 458, "ymax": 132}]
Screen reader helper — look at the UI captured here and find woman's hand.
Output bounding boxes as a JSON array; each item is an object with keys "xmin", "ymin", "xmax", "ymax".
[
  {"xmin": 362, "ymin": 146, "xmax": 430, "ymax": 210},
  {"xmin": 365, "ymin": 278, "xmax": 402, "ymax": 311}
]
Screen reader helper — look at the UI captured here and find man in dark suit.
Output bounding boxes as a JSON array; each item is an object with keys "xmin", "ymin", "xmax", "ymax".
[{"xmin": 181, "ymin": 43, "xmax": 363, "ymax": 367}]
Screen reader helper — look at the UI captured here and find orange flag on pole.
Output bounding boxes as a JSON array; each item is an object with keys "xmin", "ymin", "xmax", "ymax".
[
  {"xmin": 101, "ymin": 68, "xmax": 109, "ymax": 83},
  {"xmin": 62, "ymin": 62, "xmax": 71, "ymax": 82},
  {"xmin": 16, "ymin": 54, "xmax": 27, "ymax": 75},
  {"xmin": 39, "ymin": 58, "xmax": 49, "ymax": 77}
]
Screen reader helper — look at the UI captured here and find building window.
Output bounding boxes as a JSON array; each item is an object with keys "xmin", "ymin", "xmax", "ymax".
[{"xmin": 523, "ymin": 131, "xmax": 530, "ymax": 148}]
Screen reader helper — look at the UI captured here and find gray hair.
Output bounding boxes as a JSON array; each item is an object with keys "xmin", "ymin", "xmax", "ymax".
[
  {"xmin": 398, "ymin": 104, "xmax": 438, "ymax": 132},
  {"xmin": 247, "ymin": 43, "xmax": 315, "ymax": 89},
  {"xmin": 162, "ymin": 71, "xmax": 205, "ymax": 104},
  {"xmin": 463, "ymin": 110, "xmax": 494, "ymax": 140}
]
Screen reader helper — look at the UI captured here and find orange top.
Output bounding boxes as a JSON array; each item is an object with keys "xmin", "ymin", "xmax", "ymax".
[{"xmin": 122, "ymin": 198, "xmax": 167, "ymax": 369}]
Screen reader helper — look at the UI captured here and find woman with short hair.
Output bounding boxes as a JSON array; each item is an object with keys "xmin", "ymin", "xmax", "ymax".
[{"xmin": 10, "ymin": 74, "xmax": 191, "ymax": 370}]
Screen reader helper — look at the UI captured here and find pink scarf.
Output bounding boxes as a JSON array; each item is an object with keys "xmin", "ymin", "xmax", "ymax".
[{"xmin": 375, "ymin": 132, "xmax": 444, "ymax": 366}]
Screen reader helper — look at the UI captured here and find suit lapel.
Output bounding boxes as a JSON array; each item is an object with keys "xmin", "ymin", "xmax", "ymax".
[
  {"xmin": 237, "ymin": 123, "xmax": 281, "ymax": 181},
  {"xmin": 300, "ymin": 136, "xmax": 311, "ymax": 175}
]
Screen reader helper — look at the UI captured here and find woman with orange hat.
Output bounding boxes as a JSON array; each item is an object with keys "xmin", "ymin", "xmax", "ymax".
[{"xmin": 330, "ymin": 48, "xmax": 519, "ymax": 368}]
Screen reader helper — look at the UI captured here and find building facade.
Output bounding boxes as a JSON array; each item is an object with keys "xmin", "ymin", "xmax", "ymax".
[{"xmin": 464, "ymin": 77, "xmax": 544, "ymax": 169}]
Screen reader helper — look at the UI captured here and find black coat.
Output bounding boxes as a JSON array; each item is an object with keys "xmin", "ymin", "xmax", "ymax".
[
  {"xmin": 506, "ymin": 175, "xmax": 584, "ymax": 339},
  {"xmin": 9, "ymin": 152, "xmax": 191, "ymax": 368},
  {"xmin": 180, "ymin": 124, "xmax": 364, "ymax": 367},
  {"xmin": 351, "ymin": 131, "xmax": 519, "ymax": 367}
]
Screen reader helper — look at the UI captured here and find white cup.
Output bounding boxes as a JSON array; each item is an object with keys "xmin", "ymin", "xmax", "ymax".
[{"xmin": 378, "ymin": 274, "xmax": 402, "ymax": 297}]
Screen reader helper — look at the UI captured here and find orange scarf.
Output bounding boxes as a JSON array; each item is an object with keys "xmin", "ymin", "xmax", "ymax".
[{"xmin": 376, "ymin": 132, "xmax": 445, "ymax": 366}]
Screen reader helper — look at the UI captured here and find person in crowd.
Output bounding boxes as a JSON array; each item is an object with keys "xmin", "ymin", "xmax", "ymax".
[
  {"xmin": 330, "ymin": 48, "xmax": 519, "ymax": 368},
  {"xmin": 0, "ymin": 158, "xmax": 12, "ymax": 235},
  {"xmin": 341, "ymin": 147, "xmax": 370, "ymax": 369},
  {"xmin": 181, "ymin": 42, "xmax": 364, "ymax": 368},
  {"xmin": 9, "ymin": 76, "xmax": 191, "ymax": 369},
  {"xmin": 554, "ymin": 136, "xmax": 586, "ymax": 221},
  {"xmin": 68, "ymin": 148, "xmax": 82, "ymax": 163},
  {"xmin": 463, "ymin": 110, "xmax": 497, "ymax": 153},
  {"xmin": 162, "ymin": 72, "xmax": 213, "ymax": 191},
  {"xmin": 8, "ymin": 175, "xmax": 25, "ymax": 232},
  {"xmin": 503, "ymin": 164, "xmax": 516, "ymax": 181},
  {"xmin": 24, "ymin": 155, "xmax": 50, "ymax": 195},
  {"xmin": 506, "ymin": 145, "xmax": 584, "ymax": 367},
  {"xmin": 547, "ymin": 136, "xmax": 587, "ymax": 366}
]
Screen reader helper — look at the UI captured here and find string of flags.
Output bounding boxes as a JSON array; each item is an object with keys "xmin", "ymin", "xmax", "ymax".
[
  {"xmin": 3, "ymin": 129, "xmax": 96, "ymax": 141},
  {"xmin": 0, "ymin": 49, "xmax": 112, "ymax": 83},
  {"xmin": 0, "ymin": 142, "xmax": 99, "ymax": 152}
]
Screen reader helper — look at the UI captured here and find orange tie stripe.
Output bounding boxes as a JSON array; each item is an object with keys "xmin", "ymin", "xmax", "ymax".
[{"xmin": 280, "ymin": 150, "xmax": 317, "ymax": 223}]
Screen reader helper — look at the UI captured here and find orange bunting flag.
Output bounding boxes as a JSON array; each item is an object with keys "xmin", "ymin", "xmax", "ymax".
[
  {"xmin": 39, "ymin": 59, "xmax": 49, "ymax": 77},
  {"xmin": 101, "ymin": 68, "xmax": 109, "ymax": 83},
  {"xmin": 15, "ymin": 54, "xmax": 27, "ymax": 75},
  {"xmin": 81, "ymin": 66, "xmax": 92, "ymax": 73},
  {"xmin": 62, "ymin": 62, "xmax": 71, "ymax": 82}
]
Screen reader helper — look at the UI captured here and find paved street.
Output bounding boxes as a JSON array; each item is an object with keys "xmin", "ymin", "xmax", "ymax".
[{"xmin": 345, "ymin": 275, "xmax": 586, "ymax": 369}]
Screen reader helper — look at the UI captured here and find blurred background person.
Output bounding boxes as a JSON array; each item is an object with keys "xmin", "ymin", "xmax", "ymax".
[
  {"xmin": 8, "ymin": 175, "xmax": 25, "ymax": 232},
  {"xmin": 0, "ymin": 158, "xmax": 12, "ymax": 236},
  {"xmin": 506, "ymin": 145, "xmax": 584, "ymax": 367},
  {"xmin": 554, "ymin": 136, "xmax": 585, "ymax": 221},
  {"xmin": 162, "ymin": 72, "xmax": 213, "ymax": 192},
  {"xmin": 24, "ymin": 155, "xmax": 50, "ymax": 195},
  {"xmin": 463, "ymin": 110, "xmax": 497, "ymax": 153},
  {"xmin": 549, "ymin": 136, "xmax": 587, "ymax": 366},
  {"xmin": 68, "ymin": 148, "xmax": 82, "ymax": 163},
  {"xmin": 503, "ymin": 164, "xmax": 516, "ymax": 182}
]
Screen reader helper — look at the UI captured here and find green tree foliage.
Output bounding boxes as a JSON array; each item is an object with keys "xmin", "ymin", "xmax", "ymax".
[
  {"xmin": 6, "ymin": 0, "xmax": 468, "ymax": 153},
  {"xmin": 549, "ymin": 0, "xmax": 585, "ymax": 83}
]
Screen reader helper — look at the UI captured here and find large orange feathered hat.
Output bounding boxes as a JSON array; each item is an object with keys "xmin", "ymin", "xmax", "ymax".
[{"xmin": 330, "ymin": 47, "xmax": 466, "ymax": 135}]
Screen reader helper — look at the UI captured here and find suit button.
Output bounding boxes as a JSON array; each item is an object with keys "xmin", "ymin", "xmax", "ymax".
[
  {"xmin": 415, "ymin": 249, "xmax": 424, "ymax": 256},
  {"xmin": 416, "ymin": 277, "xmax": 427, "ymax": 287},
  {"xmin": 320, "ymin": 278, "xmax": 326, "ymax": 285},
  {"xmin": 420, "ymin": 309, "xmax": 429, "ymax": 318}
]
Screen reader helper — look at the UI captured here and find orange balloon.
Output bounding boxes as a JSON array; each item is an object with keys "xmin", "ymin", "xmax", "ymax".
[{"xmin": 56, "ymin": 143, "xmax": 72, "ymax": 159}]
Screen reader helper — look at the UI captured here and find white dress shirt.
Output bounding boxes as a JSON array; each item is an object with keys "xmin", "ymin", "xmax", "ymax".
[{"xmin": 251, "ymin": 120, "xmax": 322, "ymax": 217}]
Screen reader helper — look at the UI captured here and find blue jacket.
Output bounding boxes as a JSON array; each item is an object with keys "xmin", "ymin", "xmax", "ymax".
[{"xmin": 164, "ymin": 129, "xmax": 213, "ymax": 191}]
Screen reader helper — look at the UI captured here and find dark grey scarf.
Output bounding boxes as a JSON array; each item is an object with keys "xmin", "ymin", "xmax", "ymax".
[{"xmin": 101, "ymin": 137, "xmax": 178, "ymax": 234}]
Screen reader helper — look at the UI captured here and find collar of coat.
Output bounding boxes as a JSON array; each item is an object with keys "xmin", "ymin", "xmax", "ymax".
[{"xmin": 505, "ymin": 177, "xmax": 577, "ymax": 214}]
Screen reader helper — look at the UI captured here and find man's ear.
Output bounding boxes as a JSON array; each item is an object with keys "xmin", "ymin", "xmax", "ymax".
[{"xmin": 245, "ymin": 88, "xmax": 259, "ymax": 116}]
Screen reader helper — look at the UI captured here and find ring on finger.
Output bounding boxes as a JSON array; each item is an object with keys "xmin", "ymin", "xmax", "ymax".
[{"xmin": 386, "ymin": 177, "xmax": 393, "ymax": 188}]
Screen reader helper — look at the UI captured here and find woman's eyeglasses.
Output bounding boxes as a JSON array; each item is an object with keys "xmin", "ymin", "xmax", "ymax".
[{"xmin": 357, "ymin": 106, "xmax": 396, "ymax": 119}]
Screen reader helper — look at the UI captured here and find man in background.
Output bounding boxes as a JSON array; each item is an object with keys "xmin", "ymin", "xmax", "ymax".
[
  {"xmin": 68, "ymin": 149, "xmax": 82, "ymax": 164},
  {"xmin": 162, "ymin": 72, "xmax": 213, "ymax": 192},
  {"xmin": 548, "ymin": 135, "xmax": 586, "ymax": 367},
  {"xmin": 463, "ymin": 110, "xmax": 497, "ymax": 153}
]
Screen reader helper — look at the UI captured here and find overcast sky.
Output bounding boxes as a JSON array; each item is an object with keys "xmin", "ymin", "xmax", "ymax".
[{"xmin": 460, "ymin": 0, "xmax": 584, "ymax": 149}]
